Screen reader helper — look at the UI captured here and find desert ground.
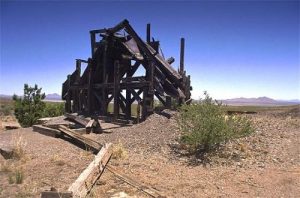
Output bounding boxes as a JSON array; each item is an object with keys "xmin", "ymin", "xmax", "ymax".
[{"xmin": 0, "ymin": 105, "xmax": 299, "ymax": 197}]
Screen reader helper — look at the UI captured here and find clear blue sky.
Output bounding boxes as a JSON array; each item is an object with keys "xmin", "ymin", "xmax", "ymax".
[{"xmin": 1, "ymin": 1, "xmax": 299, "ymax": 100}]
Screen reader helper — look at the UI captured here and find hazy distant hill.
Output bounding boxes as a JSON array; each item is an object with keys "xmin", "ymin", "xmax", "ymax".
[
  {"xmin": 221, "ymin": 97, "xmax": 300, "ymax": 106},
  {"xmin": 45, "ymin": 93, "xmax": 61, "ymax": 101},
  {"xmin": 46, "ymin": 93, "xmax": 61, "ymax": 100}
]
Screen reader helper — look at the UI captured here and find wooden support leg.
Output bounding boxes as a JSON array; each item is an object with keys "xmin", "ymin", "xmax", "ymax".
[
  {"xmin": 125, "ymin": 89, "xmax": 131, "ymax": 119},
  {"xmin": 166, "ymin": 96, "xmax": 172, "ymax": 109},
  {"xmin": 113, "ymin": 61, "xmax": 120, "ymax": 121}
]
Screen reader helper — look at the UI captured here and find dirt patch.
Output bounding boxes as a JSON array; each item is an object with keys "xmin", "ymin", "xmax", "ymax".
[{"xmin": 0, "ymin": 128, "xmax": 94, "ymax": 197}]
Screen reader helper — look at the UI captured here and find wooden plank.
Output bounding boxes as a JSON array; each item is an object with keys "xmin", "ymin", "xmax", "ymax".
[
  {"xmin": 33, "ymin": 125, "xmax": 61, "ymax": 138},
  {"xmin": 58, "ymin": 125, "xmax": 101, "ymax": 152},
  {"xmin": 68, "ymin": 143, "xmax": 112, "ymax": 197},
  {"xmin": 106, "ymin": 164, "xmax": 166, "ymax": 198}
]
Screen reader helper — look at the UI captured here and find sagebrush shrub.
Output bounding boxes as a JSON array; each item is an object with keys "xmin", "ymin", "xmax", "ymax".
[{"xmin": 177, "ymin": 92, "xmax": 254, "ymax": 152}]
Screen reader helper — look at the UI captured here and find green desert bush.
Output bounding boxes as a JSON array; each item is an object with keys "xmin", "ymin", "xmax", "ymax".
[
  {"xmin": 177, "ymin": 92, "xmax": 254, "ymax": 153},
  {"xmin": 13, "ymin": 84, "xmax": 65, "ymax": 127},
  {"xmin": 43, "ymin": 102, "xmax": 64, "ymax": 117},
  {"xmin": 13, "ymin": 84, "xmax": 46, "ymax": 127}
]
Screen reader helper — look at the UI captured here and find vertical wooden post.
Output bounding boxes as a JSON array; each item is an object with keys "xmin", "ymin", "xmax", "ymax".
[
  {"xmin": 113, "ymin": 60, "xmax": 120, "ymax": 121},
  {"xmin": 87, "ymin": 66, "xmax": 92, "ymax": 114},
  {"xmin": 146, "ymin": 23, "xmax": 151, "ymax": 43},
  {"xmin": 102, "ymin": 41, "xmax": 108, "ymax": 115},
  {"xmin": 125, "ymin": 89, "xmax": 131, "ymax": 120},
  {"xmin": 180, "ymin": 38, "xmax": 185, "ymax": 74},
  {"xmin": 136, "ymin": 101, "xmax": 140, "ymax": 124},
  {"xmin": 74, "ymin": 59, "xmax": 81, "ymax": 112},
  {"xmin": 166, "ymin": 96, "xmax": 172, "ymax": 109},
  {"xmin": 90, "ymin": 32, "xmax": 96, "ymax": 56},
  {"xmin": 66, "ymin": 75, "xmax": 71, "ymax": 113}
]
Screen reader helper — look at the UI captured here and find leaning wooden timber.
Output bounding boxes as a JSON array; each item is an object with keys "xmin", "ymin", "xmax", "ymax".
[{"xmin": 62, "ymin": 19, "xmax": 192, "ymax": 121}]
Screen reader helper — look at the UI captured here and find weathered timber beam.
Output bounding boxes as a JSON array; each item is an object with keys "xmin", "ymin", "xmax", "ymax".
[
  {"xmin": 154, "ymin": 91, "xmax": 167, "ymax": 107},
  {"xmin": 128, "ymin": 61, "xmax": 141, "ymax": 77},
  {"xmin": 68, "ymin": 143, "xmax": 112, "ymax": 198},
  {"xmin": 32, "ymin": 125, "xmax": 61, "ymax": 138},
  {"xmin": 146, "ymin": 23, "xmax": 151, "ymax": 43},
  {"xmin": 58, "ymin": 125, "xmax": 102, "ymax": 153},
  {"xmin": 93, "ymin": 82, "xmax": 150, "ymax": 89},
  {"xmin": 108, "ymin": 20, "xmax": 127, "ymax": 33},
  {"xmin": 65, "ymin": 113, "xmax": 89, "ymax": 127},
  {"xmin": 113, "ymin": 61, "xmax": 120, "ymax": 120},
  {"xmin": 180, "ymin": 38, "xmax": 185, "ymax": 74},
  {"xmin": 121, "ymin": 76, "xmax": 146, "ymax": 82},
  {"xmin": 130, "ymin": 88, "xmax": 142, "ymax": 102},
  {"xmin": 122, "ymin": 20, "xmax": 181, "ymax": 84},
  {"xmin": 89, "ymin": 29, "xmax": 107, "ymax": 34},
  {"xmin": 130, "ymin": 89, "xmax": 143, "ymax": 104}
]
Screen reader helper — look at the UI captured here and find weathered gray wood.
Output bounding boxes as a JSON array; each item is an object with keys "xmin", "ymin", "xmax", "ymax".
[
  {"xmin": 33, "ymin": 125, "xmax": 61, "ymax": 138},
  {"xmin": 68, "ymin": 143, "xmax": 112, "ymax": 197},
  {"xmin": 65, "ymin": 113, "xmax": 89, "ymax": 127},
  {"xmin": 58, "ymin": 125, "xmax": 101, "ymax": 152}
]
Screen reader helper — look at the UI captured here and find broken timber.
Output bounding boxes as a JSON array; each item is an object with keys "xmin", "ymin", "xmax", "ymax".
[
  {"xmin": 57, "ymin": 125, "xmax": 101, "ymax": 153},
  {"xmin": 62, "ymin": 19, "xmax": 192, "ymax": 122},
  {"xmin": 68, "ymin": 143, "xmax": 112, "ymax": 197},
  {"xmin": 65, "ymin": 113, "xmax": 101, "ymax": 133},
  {"xmin": 65, "ymin": 113, "xmax": 89, "ymax": 126},
  {"xmin": 33, "ymin": 125, "xmax": 61, "ymax": 138}
]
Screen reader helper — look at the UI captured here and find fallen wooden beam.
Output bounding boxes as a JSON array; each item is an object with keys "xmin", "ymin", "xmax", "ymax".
[
  {"xmin": 33, "ymin": 125, "xmax": 61, "ymax": 138},
  {"xmin": 65, "ymin": 113, "xmax": 89, "ymax": 127},
  {"xmin": 58, "ymin": 125, "xmax": 102, "ymax": 152},
  {"xmin": 106, "ymin": 164, "xmax": 166, "ymax": 198},
  {"xmin": 68, "ymin": 143, "xmax": 112, "ymax": 197}
]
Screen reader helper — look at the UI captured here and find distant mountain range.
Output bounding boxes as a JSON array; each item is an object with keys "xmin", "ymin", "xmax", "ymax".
[
  {"xmin": 0, "ymin": 93, "xmax": 62, "ymax": 101},
  {"xmin": 220, "ymin": 97, "xmax": 300, "ymax": 106},
  {"xmin": 1, "ymin": 94, "xmax": 299, "ymax": 106},
  {"xmin": 45, "ymin": 93, "xmax": 61, "ymax": 100}
]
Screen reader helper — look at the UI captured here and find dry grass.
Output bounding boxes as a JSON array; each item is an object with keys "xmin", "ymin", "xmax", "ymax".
[
  {"xmin": 112, "ymin": 141, "xmax": 128, "ymax": 160},
  {"xmin": 50, "ymin": 154, "xmax": 66, "ymax": 166},
  {"xmin": 11, "ymin": 133, "xmax": 27, "ymax": 160},
  {"xmin": 0, "ymin": 161, "xmax": 13, "ymax": 173},
  {"xmin": 7, "ymin": 168, "xmax": 24, "ymax": 184}
]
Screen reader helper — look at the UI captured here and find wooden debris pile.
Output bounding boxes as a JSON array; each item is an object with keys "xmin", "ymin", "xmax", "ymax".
[
  {"xmin": 32, "ymin": 115, "xmax": 166, "ymax": 197},
  {"xmin": 62, "ymin": 19, "xmax": 192, "ymax": 122}
]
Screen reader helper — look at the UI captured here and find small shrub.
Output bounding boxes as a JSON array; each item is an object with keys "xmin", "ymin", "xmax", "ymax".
[
  {"xmin": 50, "ymin": 154, "xmax": 65, "ymax": 166},
  {"xmin": 177, "ymin": 92, "xmax": 254, "ymax": 153},
  {"xmin": 112, "ymin": 141, "xmax": 128, "ymax": 160},
  {"xmin": 15, "ymin": 169, "xmax": 24, "ymax": 184},
  {"xmin": 1, "ymin": 105, "xmax": 12, "ymax": 116},
  {"xmin": 8, "ymin": 174, "xmax": 14, "ymax": 184}
]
